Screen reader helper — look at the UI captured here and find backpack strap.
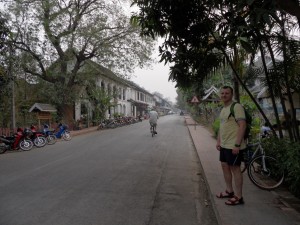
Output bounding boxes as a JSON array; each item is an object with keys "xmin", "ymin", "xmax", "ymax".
[{"xmin": 228, "ymin": 102, "xmax": 237, "ymax": 120}]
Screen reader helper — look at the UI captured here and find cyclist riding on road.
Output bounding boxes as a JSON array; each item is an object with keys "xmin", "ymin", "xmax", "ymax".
[{"xmin": 149, "ymin": 108, "xmax": 159, "ymax": 134}]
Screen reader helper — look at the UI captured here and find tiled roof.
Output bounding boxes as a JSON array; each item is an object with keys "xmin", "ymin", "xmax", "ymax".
[
  {"xmin": 202, "ymin": 85, "xmax": 220, "ymax": 101},
  {"xmin": 29, "ymin": 103, "xmax": 57, "ymax": 112},
  {"xmin": 85, "ymin": 60, "xmax": 153, "ymax": 96},
  {"xmin": 86, "ymin": 60, "xmax": 126, "ymax": 84}
]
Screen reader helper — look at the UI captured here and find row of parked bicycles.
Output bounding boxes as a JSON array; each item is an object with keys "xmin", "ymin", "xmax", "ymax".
[
  {"xmin": 0, "ymin": 123, "xmax": 72, "ymax": 154},
  {"xmin": 97, "ymin": 116, "xmax": 142, "ymax": 130}
]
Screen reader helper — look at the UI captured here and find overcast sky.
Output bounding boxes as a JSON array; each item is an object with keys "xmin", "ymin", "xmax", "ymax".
[
  {"xmin": 127, "ymin": 4, "xmax": 177, "ymax": 104},
  {"xmin": 132, "ymin": 61, "xmax": 177, "ymax": 103}
]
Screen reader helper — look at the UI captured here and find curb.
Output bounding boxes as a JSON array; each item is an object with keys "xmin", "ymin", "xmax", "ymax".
[
  {"xmin": 70, "ymin": 127, "xmax": 98, "ymax": 136},
  {"xmin": 185, "ymin": 119, "xmax": 223, "ymax": 225}
]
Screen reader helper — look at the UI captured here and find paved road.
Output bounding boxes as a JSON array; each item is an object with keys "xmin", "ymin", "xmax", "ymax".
[{"xmin": 0, "ymin": 115, "xmax": 217, "ymax": 225}]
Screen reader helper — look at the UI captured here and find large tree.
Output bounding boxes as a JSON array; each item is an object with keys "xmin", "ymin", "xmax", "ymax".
[
  {"xmin": 3, "ymin": 0, "xmax": 154, "ymax": 122},
  {"xmin": 0, "ymin": 12, "xmax": 12, "ymax": 127},
  {"xmin": 132, "ymin": 0, "xmax": 300, "ymax": 139}
]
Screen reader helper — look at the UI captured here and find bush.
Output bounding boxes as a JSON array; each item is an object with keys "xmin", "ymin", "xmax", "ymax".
[
  {"xmin": 212, "ymin": 118, "xmax": 220, "ymax": 138},
  {"xmin": 250, "ymin": 116, "xmax": 261, "ymax": 138},
  {"xmin": 263, "ymin": 137, "xmax": 300, "ymax": 198}
]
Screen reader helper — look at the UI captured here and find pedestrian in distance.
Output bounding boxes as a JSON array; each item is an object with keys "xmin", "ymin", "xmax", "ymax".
[{"xmin": 216, "ymin": 86, "xmax": 247, "ymax": 206}]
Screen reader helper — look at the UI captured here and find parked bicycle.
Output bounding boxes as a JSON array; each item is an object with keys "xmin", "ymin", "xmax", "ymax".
[{"xmin": 241, "ymin": 134, "xmax": 284, "ymax": 190}]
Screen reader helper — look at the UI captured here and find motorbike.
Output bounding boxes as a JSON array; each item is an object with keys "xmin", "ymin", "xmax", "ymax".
[
  {"xmin": 55, "ymin": 124, "xmax": 72, "ymax": 141},
  {"xmin": 30, "ymin": 126, "xmax": 47, "ymax": 147},
  {"xmin": 19, "ymin": 128, "xmax": 35, "ymax": 150},
  {"xmin": 0, "ymin": 136, "xmax": 15, "ymax": 154},
  {"xmin": 42, "ymin": 124, "xmax": 57, "ymax": 145},
  {"xmin": 0, "ymin": 128, "xmax": 34, "ymax": 153}
]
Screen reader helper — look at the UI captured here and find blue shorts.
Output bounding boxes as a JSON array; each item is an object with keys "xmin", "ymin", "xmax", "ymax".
[{"xmin": 219, "ymin": 147, "xmax": 244, "ymax": 166}]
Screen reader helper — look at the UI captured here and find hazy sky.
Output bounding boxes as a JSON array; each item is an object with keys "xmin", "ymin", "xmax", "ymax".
[
  {"xmin": 132, "ymin": 61, "xmax": 177, "ymax": 103},
  {"xmin": 131, "ymin": 39, "xmax": 178, "ymax": 103}
]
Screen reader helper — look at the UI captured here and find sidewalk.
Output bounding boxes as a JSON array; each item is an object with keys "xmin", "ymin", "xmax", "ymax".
[
  {"xmin": 185, "ymin": 115, "xmax": 300, "ymax": 225},
  {"xmin": 70, "ymin": 126, "xmax": 98, "ymax": 136}
]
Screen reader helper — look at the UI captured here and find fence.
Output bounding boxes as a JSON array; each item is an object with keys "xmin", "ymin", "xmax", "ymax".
[{"xmin": 0, "ymin": 128, "xmax": 17, "ymax": 136}]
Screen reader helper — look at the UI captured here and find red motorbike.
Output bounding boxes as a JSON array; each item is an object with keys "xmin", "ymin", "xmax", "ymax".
[
  {"xmin": 0, "ymin": 128, "xmax": 34, "ymax": 153},
  {"xmin": 30, "ymin": 125, "xmax": 47, "ymax": 147}
]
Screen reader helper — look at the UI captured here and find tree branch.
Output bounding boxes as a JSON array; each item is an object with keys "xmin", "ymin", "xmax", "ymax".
[{"xmin": 277, "ymin": 0, "xmax": 300, "ymax": 20}]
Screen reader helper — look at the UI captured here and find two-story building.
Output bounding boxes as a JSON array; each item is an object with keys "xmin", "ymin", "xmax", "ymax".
[{"xmin": 74, "ymin": 60, "xmax": 156, "ymax": 123}]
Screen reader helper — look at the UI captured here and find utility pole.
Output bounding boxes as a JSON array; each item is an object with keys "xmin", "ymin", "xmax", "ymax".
[{"xmin": 9, "ymin": 44, "xmax": 16, "ymax": 130}]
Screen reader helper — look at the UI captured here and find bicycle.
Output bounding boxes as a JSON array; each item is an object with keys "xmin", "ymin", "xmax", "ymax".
[
  {"xmin": 150, "ymin": 124, "xmax": 156, "ymax": 137},
  {"xmin": 240, "ymin": 134, "xmax": 284, "ymax": 190}
]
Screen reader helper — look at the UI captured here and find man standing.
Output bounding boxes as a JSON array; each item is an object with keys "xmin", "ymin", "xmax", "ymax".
[
  {"xmin": 149, "ymin": 108, "xmax": 159, "ymax": 134},
  {"xmin": 216, "ymin": 86, "xmax": 246, "ymax": 206}
]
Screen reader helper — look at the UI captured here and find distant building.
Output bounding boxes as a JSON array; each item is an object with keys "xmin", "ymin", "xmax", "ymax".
[{"xmin": 74, "ymin": 60, "xmax": 156, "ymax": 122}]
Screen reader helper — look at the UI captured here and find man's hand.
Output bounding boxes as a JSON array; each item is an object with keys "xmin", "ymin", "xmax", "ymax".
[
  {"xmin": 232, "ymin": 147, "xmax": 240, "ymax": 155},
  {"xmin": 216, "ymin": 144, "xmax": 221, "ymax": 151}
]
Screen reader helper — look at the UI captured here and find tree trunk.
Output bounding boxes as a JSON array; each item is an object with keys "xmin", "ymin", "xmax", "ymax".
[
  {"xmin": 233, "ymin": 46, "xmax": 240, "ymax": 102},
  {"xmin": 62, "ymin": 104, "xmax": 75, "ymax": 127},
  {"xmin": 258, "ymin": 39, "xmax": 283, "ymax": 138},
  {"xmin": 265, "ymin": 36, "xmax": 292, "ymax": 139},
  {"xmin": 280, "ymin": 13, "xmax": 300, "ymax": 141}
]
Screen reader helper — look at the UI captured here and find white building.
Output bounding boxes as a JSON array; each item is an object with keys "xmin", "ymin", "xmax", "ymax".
[{"xmin": 74, "ymin": 60, "xmax": 156, "ymax": 122}]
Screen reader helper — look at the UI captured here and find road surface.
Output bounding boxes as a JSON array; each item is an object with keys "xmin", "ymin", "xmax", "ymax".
[{"xmin": 0, "ymin": 115, "xmax": 217, "ymax": 225}]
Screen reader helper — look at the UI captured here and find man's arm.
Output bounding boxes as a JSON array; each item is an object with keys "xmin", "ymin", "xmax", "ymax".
[
  {"xmin": 232, "ymin": 120, "xmax": 246, "ymax": 154},
  {"xmin": 216, "ymin": 131, "xmax": 221, "ymax": 151}
]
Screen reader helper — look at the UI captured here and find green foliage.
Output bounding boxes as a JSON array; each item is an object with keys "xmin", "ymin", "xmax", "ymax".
[
  {"xmin": 3, "ymin": 0, "xmax": 154, "ymax": 119},
  {"xmin": 131, "ymin": 0, "xmax": 283, "ymax": 89},
  {"xmin": 87, "ymin": 86, "xmax": 113, "ymax": 123},
  {"xmin": 240, "ymin": 95, "xmax": 262, "ymax": 137},
  {"xmin": 250, "ymin": 116, "xmax": 261, "ymax": 138},
  {"xmin": 0, "ymin": 12, "xmax": 9, "ymax": 54},
  {"xmin": 212, "ymin": 118, "xmax": 220, "ymax": 138},
  {"xmin": 240, "ymin": 95, "xmax": 257, "ymax": 113},
  {"xmin": 113, "ymin": 113, "xmax": 124, "ymax": 118},
  {"xmin": 263, "ymin": 138, "xmax": 300, "ymax": 198}
]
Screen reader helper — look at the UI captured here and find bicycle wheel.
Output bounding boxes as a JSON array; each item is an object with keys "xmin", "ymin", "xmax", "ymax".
[
  {"xmin": 247, "ymin": 155, "xmax": 284, "ymax": 190},
  {"xmin": 151, "ymin": 126, "xmax": 155, "ymax": 137},
  {"xmin": 240, "ymin": 161, "xmax": 248, "ymax": 173}
]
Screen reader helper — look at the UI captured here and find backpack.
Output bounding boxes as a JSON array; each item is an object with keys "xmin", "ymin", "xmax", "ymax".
[{"xmin": 228, "ymin": 102, "xmax": 252, "ymax": 140}]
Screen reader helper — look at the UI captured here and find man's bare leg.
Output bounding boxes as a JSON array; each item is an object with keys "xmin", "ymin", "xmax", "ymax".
[
  {"xmin": 221, "ymin": 162, "xmax": 234, "ymax": 193},
  {"xmin": 231, "ymin": 165, "xmax": 243, "ymax": 198}
]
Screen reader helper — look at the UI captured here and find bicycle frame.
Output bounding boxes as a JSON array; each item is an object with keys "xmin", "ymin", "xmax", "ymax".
[
  {"xmin": 150, "ymin": 124, "xmax": 156, "ymax": 137},
  {"xmin": 246, "ymin": 142, "xmax": 262, "ymax": 160},
  {"xmin": 246, "ymin": 134, "xmax": 270, "ymax": 173},
  {"xmin": 247, "ymin": 142, "xmax": 270, "ymax": 173}
]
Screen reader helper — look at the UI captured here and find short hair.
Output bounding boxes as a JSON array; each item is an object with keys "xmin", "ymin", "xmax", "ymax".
[{"xmin": 222, "ymin": 86, "xmax": 233, "ymax": 94}]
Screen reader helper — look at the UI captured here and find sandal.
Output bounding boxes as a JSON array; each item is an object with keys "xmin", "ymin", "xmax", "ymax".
[
  {"xmin": 216, "ymin": 190, "xmax": 234, "ymax": 199},
  {"xmin": 225, "ymin": 196, "xmax": 244, "ymax": 206}
]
